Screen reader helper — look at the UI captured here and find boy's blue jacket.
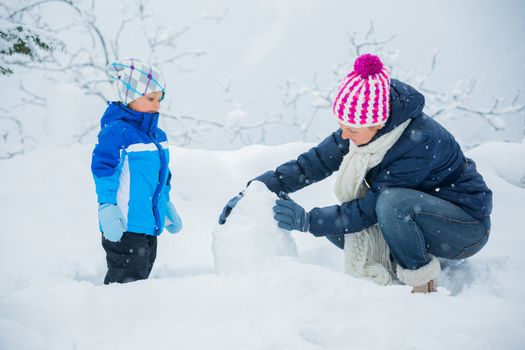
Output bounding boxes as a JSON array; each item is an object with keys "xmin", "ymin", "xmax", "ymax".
[
  {"xmin": 91, "ymin": 102, "xmax": 171, "ymax": 235},
  {"xmin": 254, "ymin": 79, "xmax": 493, "ymax": 237}
]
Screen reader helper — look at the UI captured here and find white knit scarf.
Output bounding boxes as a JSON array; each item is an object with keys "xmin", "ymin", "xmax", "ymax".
[{"xmin": 334, "ymin": 120, "xmax": 411, "ymax": 285}]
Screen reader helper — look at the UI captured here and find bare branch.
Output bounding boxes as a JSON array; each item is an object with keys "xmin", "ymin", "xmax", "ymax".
[
  {"xmin": 0, "ymin": 115, "xmax": 36, "ymax": 159},
  {"xmin": 159, "ymin": 51, "xmax": 206, "ymax": 65},
  {"xmin": 275, "ymin": 22, "xmax": 524, "ymax": 149},
  {"xmin": 1, "ymin": 0, "xmax": 229, "ymax": 155},
  {"xmin": 12, "ymin": 81, "xmax": 47, "ymax": 109},
  {"xmin": 8, "ymin": 0, "xmax": 66, "ymax": 19},
  {"xmin": 349, "ymin": 22, "xmax": 396, "ymax": 57}
]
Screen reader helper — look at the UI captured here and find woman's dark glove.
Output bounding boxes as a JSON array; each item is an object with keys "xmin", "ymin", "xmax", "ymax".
[
  {"xmin": 218, "ymin": 191, "xmax": 244, "ymax": 225},
  {"xmin": 272, "ymin": 192, "xmax": 310, "ymax": 232}
]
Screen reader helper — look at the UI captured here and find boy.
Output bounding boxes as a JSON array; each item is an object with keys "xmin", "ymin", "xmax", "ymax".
[{"xmin": 92, "ymin": 58, "xmax": 182, "ymax": 284}]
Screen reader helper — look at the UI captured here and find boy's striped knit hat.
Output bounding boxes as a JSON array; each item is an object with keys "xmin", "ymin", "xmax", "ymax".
[
  {"xmin": 107, "ymin": 58, "xmax": 166, "ymax": 105},
  {"xmin": 332, "ymin": 53, "xmax": 390, "ymax": 128}
]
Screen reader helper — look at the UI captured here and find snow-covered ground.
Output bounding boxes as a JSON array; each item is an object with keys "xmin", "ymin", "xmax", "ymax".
[{"xmin": 1, "ymin": 141, "xmax": 524, "ymax": 350}]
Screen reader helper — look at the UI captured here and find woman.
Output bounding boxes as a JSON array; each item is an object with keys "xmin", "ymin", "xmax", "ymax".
[{"xmin": 219, "ymin": 53, "xmax": 492, "ymax": 293}]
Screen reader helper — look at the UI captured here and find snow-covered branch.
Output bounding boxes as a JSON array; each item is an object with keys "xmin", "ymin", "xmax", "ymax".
[
  {"xmin": 0, "ymin": 18, "xmax": 64, "ymax": 75},
  {"xmin": 275, "ymin": 22, "xmax": 524, "ymax": 147},
  {"xmin": 0, "ymin": 111, "xmax": 36, "ymax": 159},
  {"xmin": 1, "ymin": 0, "xmax": 227, "ymax": 156}
]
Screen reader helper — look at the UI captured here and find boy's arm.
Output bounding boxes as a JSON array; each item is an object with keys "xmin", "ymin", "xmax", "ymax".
[
  {"xmin": 164, "ymin": 169, "xmax": 172, "ymax": 202},
  {"xmin": 91, "ymin": 126, "xmax": 126, "ymax": 204},
  {"xmin": 252, "ymin": 129, "xmax": 349, "ymax": 194}
]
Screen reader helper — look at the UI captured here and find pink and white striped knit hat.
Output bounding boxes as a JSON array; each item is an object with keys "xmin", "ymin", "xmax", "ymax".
[{"xmin": 332, "ymin": 53, "xmax": 390, "ymax": 128}]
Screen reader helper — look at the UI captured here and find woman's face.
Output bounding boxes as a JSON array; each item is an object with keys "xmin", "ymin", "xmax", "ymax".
[
  {"xmin": 128, "ymin": 91, "xmax": 163, "ymax": 113},
  {"xmin": 339, "ymin": 122, "xmax": 384, "ymax": 145}
]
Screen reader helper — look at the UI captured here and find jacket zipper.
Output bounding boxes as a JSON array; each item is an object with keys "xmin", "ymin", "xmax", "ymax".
[{"xmin": 147, "ymin": 116, "xmax": 167, "ymax": 235}]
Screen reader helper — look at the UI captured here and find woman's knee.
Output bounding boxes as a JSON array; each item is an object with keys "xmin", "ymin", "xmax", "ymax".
[{"xmin": 376, "ymin": 188, "xmax": 413, "ymax": 219}]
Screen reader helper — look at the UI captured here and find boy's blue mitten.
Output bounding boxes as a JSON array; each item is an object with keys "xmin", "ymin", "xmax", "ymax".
[
  {"xmin": 98, "ymin": 203, "xmax": 126, "ymax": 242},
  {"xmin": 165, "ymin": 201, "xmax": 182, "ymax": 234}
]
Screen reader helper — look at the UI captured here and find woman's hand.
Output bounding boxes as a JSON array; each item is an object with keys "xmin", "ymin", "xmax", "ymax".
[
  {"xmin": 218, "ymin": 191, "xmax": 245, "ymax": 225},
  {"xmin": 273, "ymin": 192, "xmax": 310, "ymax": 232}
]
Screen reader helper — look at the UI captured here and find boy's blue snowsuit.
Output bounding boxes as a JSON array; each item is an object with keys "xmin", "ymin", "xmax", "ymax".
[{"xmin": 92, "ymin": 102, "xmax": 172, "ymax": 284}]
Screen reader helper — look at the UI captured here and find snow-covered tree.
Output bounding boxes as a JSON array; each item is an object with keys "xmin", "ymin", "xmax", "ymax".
[
  {"xmin": 0, "ymin": 0, "xmax": 227, "ymax": 158},
  {"xmin": 0, "ymin": 20, "xmax": 63, "ymax": 76}
]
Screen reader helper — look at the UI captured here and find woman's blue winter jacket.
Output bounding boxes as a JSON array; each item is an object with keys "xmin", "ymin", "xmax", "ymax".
[{"xmin": 254, "ymin": 79, "xmax": 493, "ymax": 237}]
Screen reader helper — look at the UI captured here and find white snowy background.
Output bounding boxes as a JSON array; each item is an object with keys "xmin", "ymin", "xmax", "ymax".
[{"xmin": 1, "ymin": 0, "xmax": 525, "ymax": 349}]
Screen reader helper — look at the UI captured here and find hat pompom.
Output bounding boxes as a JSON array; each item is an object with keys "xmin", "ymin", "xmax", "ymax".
[{"xmin": 354, "ymin": 53, "xmax": 384, "ymax": 79}]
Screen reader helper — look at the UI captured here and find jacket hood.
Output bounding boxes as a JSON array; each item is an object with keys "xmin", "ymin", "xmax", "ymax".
[
  {"xmin": 373, "ymin": 79, "xmax": 425, "ymax": 139},
  {"xmin": 100, "ymin": 101, "xmax": 160, "ymax": 134}
]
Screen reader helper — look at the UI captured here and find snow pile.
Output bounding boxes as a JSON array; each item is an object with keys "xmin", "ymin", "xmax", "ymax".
[
  {"xmin": 468, "ymin": 141, "xmax": 525, "ymax": 188},
  {"xmin": 212, "ymin": 181, "xmax": 297, "ymax": 273}
]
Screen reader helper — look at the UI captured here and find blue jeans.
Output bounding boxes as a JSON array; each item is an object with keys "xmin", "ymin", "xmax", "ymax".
[{"xmin": 326, "ymin": 188, "xmax": 490, "ymax": 270}]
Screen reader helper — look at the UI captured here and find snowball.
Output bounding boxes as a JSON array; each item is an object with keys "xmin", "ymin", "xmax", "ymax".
[
  {"xmin": 225, "ymin": 103, "xmax": 247, "ymax": 128},
  {"xmin": 212, "ymin": 181, "xmax": 297, "ymax": 273}
]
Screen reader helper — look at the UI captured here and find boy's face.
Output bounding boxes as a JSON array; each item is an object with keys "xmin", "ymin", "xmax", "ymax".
[
  {"xmin": 128, "ymin": 91, "xmax": 163, "ymax": 113},
  {"xmin": 338, "ymin": 122, "xmax": 384, "ymax": 145}
]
